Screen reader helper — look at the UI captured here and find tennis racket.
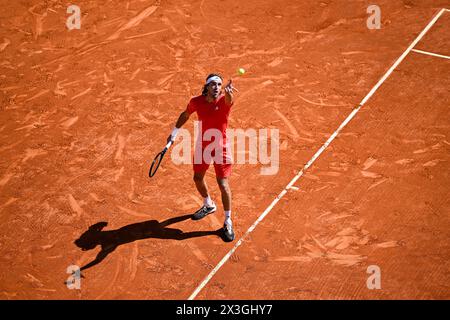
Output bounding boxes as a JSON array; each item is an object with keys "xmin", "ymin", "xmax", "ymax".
[{"xmin": 149, "ymin": 140, "xmax": 173, "ymax": 178}]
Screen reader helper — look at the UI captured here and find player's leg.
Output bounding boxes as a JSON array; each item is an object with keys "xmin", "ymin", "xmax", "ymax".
[
  {"xmin": 193, "ymin": 170, "xmax": 209, "ymax": 198},
  {"xmin": 216, "ymin": 177, "xmax": 231, "ymax": 213},
  {"xmin": 192, "ymin": 167, "xmax": 217, "ymax": 220},
  {"xmin": 215, "ymin": 163, "xmax": 235, "ymax": 241}
]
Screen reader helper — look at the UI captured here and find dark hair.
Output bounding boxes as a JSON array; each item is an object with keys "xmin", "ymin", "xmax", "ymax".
[{"xmin": 202, "ymin": 73, "xmax": 223, "ymax": 96}]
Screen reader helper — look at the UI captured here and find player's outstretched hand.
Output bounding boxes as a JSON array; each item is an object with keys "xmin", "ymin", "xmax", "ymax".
[{"xmin": 224, "ymin": 79, "xmax": 238, "ymax": 94}]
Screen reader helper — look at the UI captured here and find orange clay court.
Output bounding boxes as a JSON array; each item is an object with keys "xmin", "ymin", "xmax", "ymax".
[{"xmin": 0, "ymin": 0, "xmax": 449, "ymax": 299}]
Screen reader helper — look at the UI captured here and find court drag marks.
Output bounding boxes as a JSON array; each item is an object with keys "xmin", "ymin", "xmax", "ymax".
[
  {"xmin": 195, "ymin": 18, "xmax": 450, "ymax": 299},
  {"xmin": 0, "ymin": 1, "xmax": 448, "ymax": 299}
]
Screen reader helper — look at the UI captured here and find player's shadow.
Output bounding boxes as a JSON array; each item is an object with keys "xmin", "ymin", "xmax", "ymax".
[{"xmin": 74, "ymin": 214, "xmax": 222, "ymax": 272}]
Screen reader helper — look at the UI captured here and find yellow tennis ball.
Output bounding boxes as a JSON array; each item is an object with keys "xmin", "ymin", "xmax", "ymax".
[{"xmin": 238, "ymin": 68, "xmax": 245, "ymax": 75}]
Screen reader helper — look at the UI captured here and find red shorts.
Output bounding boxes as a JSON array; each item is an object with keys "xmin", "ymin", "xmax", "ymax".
[{"xmin": 193, "ymin": 146, "xmax": 232, "ymax": 179}]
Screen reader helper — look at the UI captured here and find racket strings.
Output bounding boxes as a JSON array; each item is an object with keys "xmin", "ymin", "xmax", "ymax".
[{"xmin": 149, "ymin": 152, "xmax": 164, "ymax": 177}]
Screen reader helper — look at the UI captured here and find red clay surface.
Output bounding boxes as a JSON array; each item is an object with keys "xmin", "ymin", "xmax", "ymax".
[{"xmin": 0, "ymin": 0, "xmax": 449, "ymax": 299}]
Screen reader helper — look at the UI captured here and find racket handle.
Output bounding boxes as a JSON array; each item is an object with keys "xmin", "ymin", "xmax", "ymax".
[{"xmin": 164, "ymin": 140, "xmax": 174, "ymax": 151}]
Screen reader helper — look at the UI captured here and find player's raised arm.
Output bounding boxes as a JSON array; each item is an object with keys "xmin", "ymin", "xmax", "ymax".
[{"xmin": 167, "ymin": 110, "xmax": 190, "ymax": 144}]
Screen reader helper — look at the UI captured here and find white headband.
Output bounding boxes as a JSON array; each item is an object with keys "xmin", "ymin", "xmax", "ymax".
[{"xmin": 205, "ymin": 76, "xmax": 222, "ymax": 86}]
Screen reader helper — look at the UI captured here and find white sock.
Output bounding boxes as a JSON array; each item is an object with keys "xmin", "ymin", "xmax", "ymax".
[
  {"xmin": 224, "ymin": 211, "xmax": 232, "ymax": 226},
  {"xmin": 204, "ymin": 196, "xmax": 214, "ymax": 207}
]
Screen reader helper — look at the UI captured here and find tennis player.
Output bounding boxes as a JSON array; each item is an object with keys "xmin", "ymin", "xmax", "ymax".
[{"xmin": 167, "ymin": 74, "xmax": 237, "ymax": 242}]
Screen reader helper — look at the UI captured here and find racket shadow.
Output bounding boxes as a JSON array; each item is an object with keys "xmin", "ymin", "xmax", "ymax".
[{"xmin": 74, "ymin": 214, "xmax": 222, "ymax": 272}]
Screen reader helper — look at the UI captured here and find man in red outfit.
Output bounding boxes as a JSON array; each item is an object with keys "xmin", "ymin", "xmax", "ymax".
[{"xmin": 167, "ymin": 74, "xmax": 237, "ymax": 242}]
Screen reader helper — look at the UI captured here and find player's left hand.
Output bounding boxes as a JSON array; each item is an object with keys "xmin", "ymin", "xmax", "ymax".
[{"xmin": 224, "ymin": 79, "xmax": 238, "ymax": 94}]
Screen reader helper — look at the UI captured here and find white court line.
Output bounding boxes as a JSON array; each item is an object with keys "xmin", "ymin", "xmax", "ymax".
[
  {"xmin": 412, "ymin": 49, "xmax": 450, "ymax": 60},
  {"xmin": 188, "ymin": 8, "xmax": 448, "ymax": 300}
]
